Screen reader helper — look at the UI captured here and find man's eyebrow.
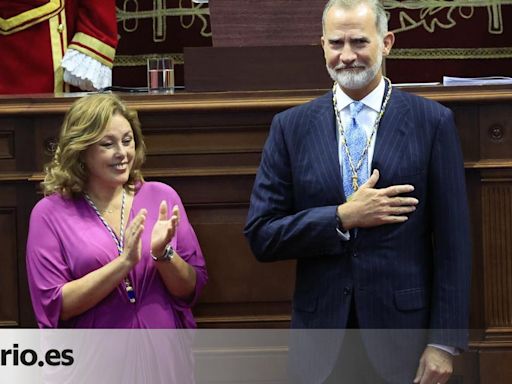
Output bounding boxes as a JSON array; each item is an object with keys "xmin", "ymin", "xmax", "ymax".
[{"xmin": 350, "ymin": 36, "xmax": 370, "ymax": 42}]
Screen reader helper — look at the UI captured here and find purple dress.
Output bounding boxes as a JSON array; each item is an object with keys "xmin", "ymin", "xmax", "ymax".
[{"xmin": 26, "ymin": 182, "xmax": 207, "ymax": 328}]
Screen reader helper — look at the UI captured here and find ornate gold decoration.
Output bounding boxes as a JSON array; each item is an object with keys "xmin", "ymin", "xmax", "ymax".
[
  {"xmin": 117, "ymin": 0, "xmax": 211, "ymax": 42},
  {"xmin": 49, "ymin": 9, "xmax": 67, "ymax": 93},
  {"xmin": 114, "ymin": 53, "xmax": 184, "ymax": 67},
  {"xmin": 389, "ymin": 47, "xmax": 512, "ymax": 60},
  {"xmin": 0, "ymin": 0, "xmax": 64, "ymax": 35},
  {"xmin": 383, "ymin": 0, "xmax": 512, "ymax": 35}
]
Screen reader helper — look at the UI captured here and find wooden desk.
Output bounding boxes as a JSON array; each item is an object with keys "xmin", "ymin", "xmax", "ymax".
[{"xmin": 1, "ymin": 85, "xmax": 511, "ymax": 382}]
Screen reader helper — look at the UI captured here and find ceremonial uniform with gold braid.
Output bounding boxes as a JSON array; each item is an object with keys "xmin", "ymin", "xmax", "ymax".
[{"xmin": 0, "ymin": 0, "xmax": 117, "ymax": 94}]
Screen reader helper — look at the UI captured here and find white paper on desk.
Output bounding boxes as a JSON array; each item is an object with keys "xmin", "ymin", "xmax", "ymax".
[
  {"xmin": 443, "ymin": 76, "xmax": 512, "ymax": 86},
  {"xmin": 392, "ymin": 82, "xmax": 441, "ymax": 87}
]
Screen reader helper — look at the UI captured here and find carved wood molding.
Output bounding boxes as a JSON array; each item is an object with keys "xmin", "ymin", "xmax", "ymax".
[
  {"xmin": 413, "ymin": 86, "xmax": 512, "ymax": 103},
  {"xmin": 485, "ymin": 327, "xmax": 512, "ymax": 338},
  {"xmin": 196, "ymin": 314, "xmax": 291, "ymax": 325},
  {"xmin": 466, "ymin": 160, "xmax": 512, "ymax": 169},
  {"xmin": 0, "ymin": 173, "xmax": 35, "ymax": 181},
  {"xmin": 0, "ymin": 86, "xmax": 511, "ymax": 115},
  {"xmin": 470, "ymin": 340, "xmax": 512, "ymax": 349},
  {"xmin": 15, "ymin": 162, "xmax": 512, "ymax": 184},
  {"xmin": 25, "ymin": 166, "xmax": 259, "ymax": 182},
  {"xmin": 0, "ymin": 321, "xmax": 19, "ymax": 327}
]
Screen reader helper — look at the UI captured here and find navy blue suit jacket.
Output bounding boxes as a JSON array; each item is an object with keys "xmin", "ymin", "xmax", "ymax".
[{"xmin": 245, "ymin": 87, "xmax": 472, "ymax": 382}]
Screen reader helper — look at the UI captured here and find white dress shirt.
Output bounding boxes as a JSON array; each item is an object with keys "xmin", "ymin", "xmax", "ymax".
[{"xmin": 335, "ymin": 77, "xmax": 385, "ymax": 181}]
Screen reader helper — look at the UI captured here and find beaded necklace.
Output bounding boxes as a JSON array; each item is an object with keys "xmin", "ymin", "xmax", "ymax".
[
  {"xmin": 84, "ymin": 188, "xmax": 136, "ymax": 304},
  {"xmin": 332, "ymin": 76, "xmax": 392, "ymax": 192}
]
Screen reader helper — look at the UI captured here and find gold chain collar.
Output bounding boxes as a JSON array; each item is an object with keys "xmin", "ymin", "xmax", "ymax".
[{"xmin": 332, "ymin": 77, "xmax": 393, "ymax": 192}]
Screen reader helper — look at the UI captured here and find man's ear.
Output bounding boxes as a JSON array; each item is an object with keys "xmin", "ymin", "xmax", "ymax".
[
  {"xmin": 382, "ymin": 32, "xmax": 395, "ymax": 56},
  {"xmin": 320, "ymin": 36, "xmax": 325, "ymax": 51}
]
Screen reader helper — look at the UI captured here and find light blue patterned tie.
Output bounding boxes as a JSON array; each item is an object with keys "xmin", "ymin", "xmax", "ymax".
[{"xmin": 343, "ymin": 101, "xmax": 368, "ymax": 198}]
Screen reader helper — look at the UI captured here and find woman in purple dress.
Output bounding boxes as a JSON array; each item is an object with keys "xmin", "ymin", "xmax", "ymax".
[{"xmin": 26, "ymin": 94, "xmax": 207, "ymax": 328}]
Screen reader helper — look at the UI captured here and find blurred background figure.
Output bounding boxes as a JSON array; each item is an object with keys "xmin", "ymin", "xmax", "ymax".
[{"xmin": 0, "ymin": 1, "xmax": 117, "ymax": 94}]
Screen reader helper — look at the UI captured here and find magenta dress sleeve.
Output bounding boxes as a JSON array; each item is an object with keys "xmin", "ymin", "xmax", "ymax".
[
  {"xmin": 130, "ymin": 182, "xmax": 208, "ymax": 328},
  {"xmin": 171, "ymin": 190, "xmax": 208, "ymax": 311},
  {"xmin": 26, "ymin": 197, "xmax": 73, "ymax": 328}
]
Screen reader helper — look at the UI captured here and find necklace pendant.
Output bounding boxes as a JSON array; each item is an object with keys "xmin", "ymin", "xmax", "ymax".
[
  {"xmin": 124, "ymin": 279, "xmax": 136, "ymax": 304},
  {"xmin": 352, "ymin": 175, "xmax": 359, "ymax": 192},
  {"xmin": 85, "ymin": 189, "xmax": 135, "ymax": 304}
]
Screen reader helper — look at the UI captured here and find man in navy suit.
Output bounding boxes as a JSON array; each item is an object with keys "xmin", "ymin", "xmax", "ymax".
[{"xmin": 244, "ymin": 0, "xmax": 471, "ymax": 383}]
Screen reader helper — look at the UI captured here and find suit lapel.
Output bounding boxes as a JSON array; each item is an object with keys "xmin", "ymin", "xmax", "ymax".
[
  {"xmin": 371, "ymin": 88, "xmax": 409, "ymax": 184},
  {"xmin": 356, "ymin": 88, "xmax": 411, "ymax": 243},
  {"xmin": 310, "ymin": 92, "xmax": 345, "ymax": 202},
  {"xmin": 303, "ymin": 88, "xmax": 409, "ymax": 206}
]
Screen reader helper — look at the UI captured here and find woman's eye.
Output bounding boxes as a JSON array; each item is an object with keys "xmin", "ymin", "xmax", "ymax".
[{"xmin": 100, "ymin": 142, "xmax": 113, "ymax": 147}]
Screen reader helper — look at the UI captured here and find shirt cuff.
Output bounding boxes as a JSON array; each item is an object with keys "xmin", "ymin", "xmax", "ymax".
[
  {"xmin": 428, "ymin": 343, "xmax": 459, "ymax": 356},
  {"xmin": 336, "ymin": 227, "xmax": 350, "ymax": 240},
  {"xmin": 336, "ymin": 210, "xmax": 350, "ymax": 241},
  {"xmin": 62, "ymin": 49, "xmax": 112, "ymax": 91}
]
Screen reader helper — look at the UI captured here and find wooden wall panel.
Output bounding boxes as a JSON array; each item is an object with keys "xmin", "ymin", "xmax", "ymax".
[
  {"xmin": 150, "ymin": 173, "xmax": 295, "ymax": 327},
  {"xmin": 0, "ymin": 119, "xmax": 22, "ymax": 171},
  {"xmin": 453, "ymin": 351, "xmax": 480, "ymax": 384},
  {"xmin": 139, "ymin": 109, "xmax": 273, "ymax": 171},
  {"xmin": 32, "ymin": 116, "xmax": 62, "ymax": 171},
  {"xmin": 187, "ymin": 203, "xmax": 295, "ymax": 327},
  {"xmin": 479, "ymin": 104, "xmax": 512, "ymax": 160},
  {"xmin": 480, "ymin": 350, "xmax": 512, "ymax": 383},
  {"xmin": 16, "ymin": 183, "xmax": 39, "ymax": 327},
  {"xmin": 466, "ymin": 170, "xmax": 485, "ymax": 332},
  {"xmin": 145, "ymin": 127, "xmax": 265, "ymax": 155},
  {"xmin": 450, "ymin": 104, "xmax": 480, "ymax": 163},
  {"xmin": 481, "ymin": 180, "xmax": 512, "ymax": 330},
  {"xmin": 0, "ymin": 131, "xmax": 14, "ymax": 159},
  {"xmin": 186, "ymin": 205, "xmax": 293, "ymax": 301},
  {"xmin": 0, "ymin": 186, "xmax": 19, "ymax": 326}
]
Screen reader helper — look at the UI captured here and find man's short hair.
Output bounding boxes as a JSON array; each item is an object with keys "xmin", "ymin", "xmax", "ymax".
[{"xmin": 322, "ymin": 0, "xmax": 388, "ymax": 37}]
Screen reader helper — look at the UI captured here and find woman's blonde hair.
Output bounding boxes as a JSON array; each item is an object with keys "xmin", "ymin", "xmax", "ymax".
[{"xmin": 42, "ymin": 94, "xmax": 146, "ymax": 197}]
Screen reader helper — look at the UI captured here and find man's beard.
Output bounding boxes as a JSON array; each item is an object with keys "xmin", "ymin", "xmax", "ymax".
[{"xmin": 326, "ymin": 53, "xmax": 382, "ymax": 90}]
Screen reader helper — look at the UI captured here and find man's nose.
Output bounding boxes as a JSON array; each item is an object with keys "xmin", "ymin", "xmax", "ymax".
[{"xmin": 340, "ymin": 45, "xmax": 356, "ymax": 64}]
